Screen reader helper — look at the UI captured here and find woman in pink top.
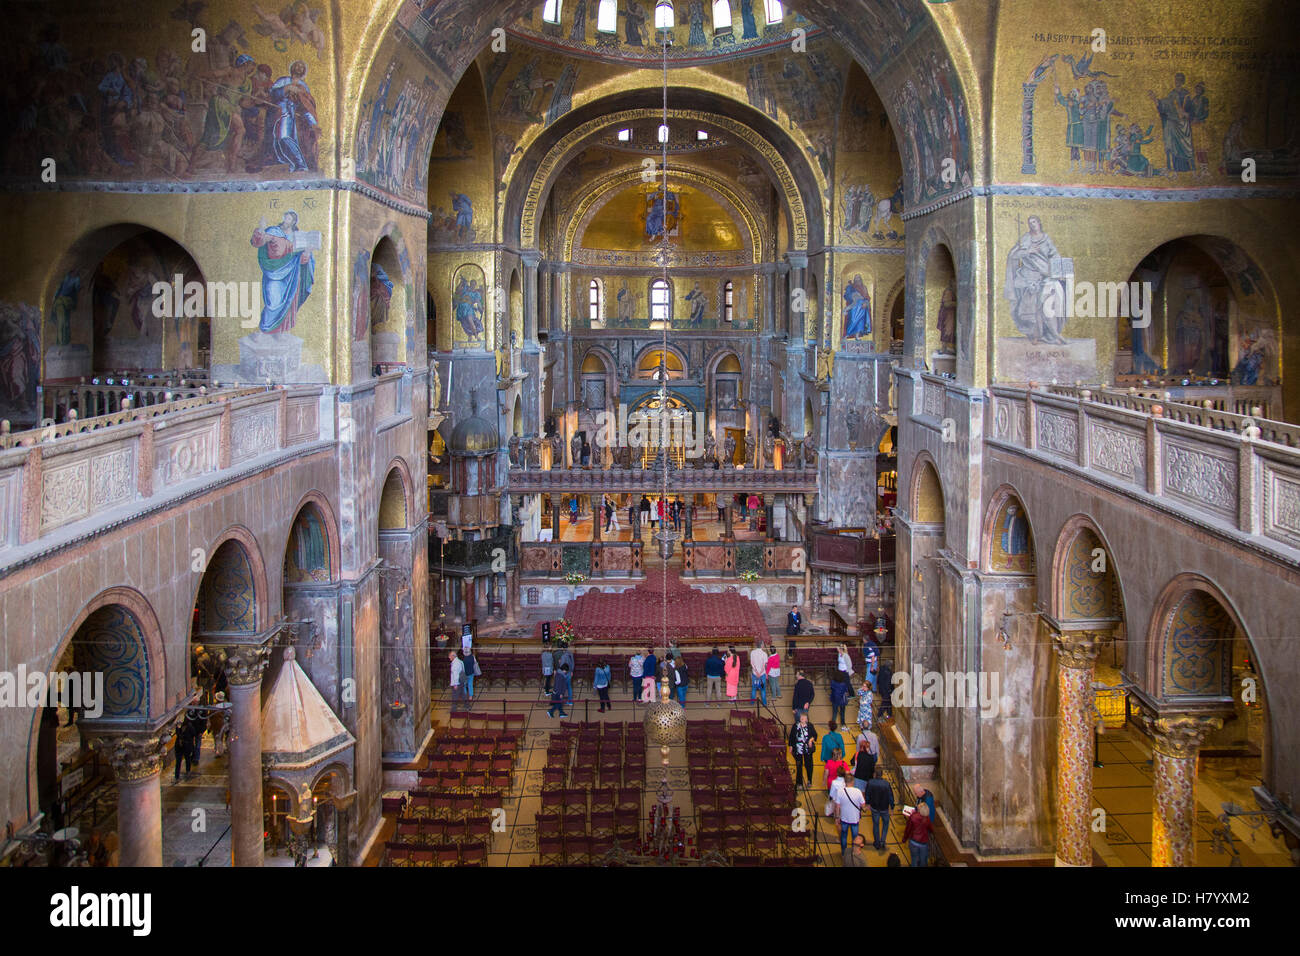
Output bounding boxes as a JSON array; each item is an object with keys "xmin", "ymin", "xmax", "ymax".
[
  {"xmin": 765, "ymin": 644, "xmax": 782, "ymax": 699},
  {"xmin": 724, "ymin": 646, "xmax": 741, "ymax": 700}
]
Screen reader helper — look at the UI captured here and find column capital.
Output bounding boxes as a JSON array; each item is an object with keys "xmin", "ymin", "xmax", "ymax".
[
  {"xmin": 223, "ymin": 643, "xmax": 272, "ymax": 686},
  {"xmin": 90, "ymin": 725, "xmax": 177, "ymax": 782},
  {"xmin": 1139, "ymin": 710, "xmax": 1223, "ymax": 758},
  {"xmin": 1050, "ymin": 629, "xmax": 1101, "ymax": 669}
]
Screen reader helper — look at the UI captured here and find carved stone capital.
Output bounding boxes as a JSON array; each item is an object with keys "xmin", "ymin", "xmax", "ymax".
[
  {"xmin": 91, "ymin": 726, "xmax": 177, "ymax": 782},
  {"xmin": 1051, "ymin": 629, "xmax": 1101, "ymax": 669},
  {"xmin": 223, "ymin": 644, "xmax": 272, "ymax": 686},
  {"xmin": 1141, "ymin": 713, "xmax": 1224, "ymax": 759}
]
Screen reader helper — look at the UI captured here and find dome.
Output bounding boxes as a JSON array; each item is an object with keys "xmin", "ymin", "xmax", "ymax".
[{"xmin": 448, "ymin": 413, "xmax": 499, "ymax": 455}]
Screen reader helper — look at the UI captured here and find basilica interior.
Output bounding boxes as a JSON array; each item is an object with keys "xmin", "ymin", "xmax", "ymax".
[{"xmin": 0, "ymin": 0, "xmax": 1297, "ymax": 873}]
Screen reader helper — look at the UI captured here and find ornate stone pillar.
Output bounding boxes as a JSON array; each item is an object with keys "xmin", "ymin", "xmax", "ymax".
[
  {"xmin": 1142, "ymin": 712, "xmax": 1223, "ymax": 867},
  {"xmin": 522, "ymin": 251, "xmax": 540, "ymax": 342},
  {"xmin": 225, "ymin": 644, "xmax": 270, "ymax": 867},
  {"xmin": 1050, "ymin": 628, "xmax": 1101, "ymax": 867},
  {"xmin": 92, "ymin": 728, "xmax": 175, "ymax": 867},
  {"xmin": 722, "ymin": 500, "xmax": 733, "ymax": 539},
  {"xmin": 683, "ymin": 505, "xmax": 693, "ymax": 542},
  {"xmin": 592, "ymin": 496, "xmax": 602, "ymax": 542},
  {"xmin": 856, "ymin": 574, "xmax": 866, "ymax": 625},
  {"xmin": 763, "ymin": 494, "xmax": 775, "ymax": 542},
  {"xmin": 551, "ymin": 493, "xmax": 562, "ymax": 540}
]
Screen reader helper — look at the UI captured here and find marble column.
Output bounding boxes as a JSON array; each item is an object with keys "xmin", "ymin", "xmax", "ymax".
[
  {"xmin": 722, "ymin": 501, "xmax": 733, "ymax": 538},
  {"xmin": 551, "ymin": 493, "xmax": 562, "ymax": 540},
  {"xmin": 93, "ymin": 727, "xmax": 175, "ymax": 867},
  {"xmin": 522, "ymin": 251, "xmax": 540, "ymax": 342},
  {"xmin": 763, "ymin": 494, "xmax": 775, "ymax": 542},
  {"xmin": 856, "ymin": 574, "xmax": 866, "ymax": 625},
  {"xmin": 683, "ymin": 506, "xmax": 693, "ymax": 542},
  {"xmin": 225, "ymin": 644, "xmax": 270, "ymax": 867},
  {"xmin": 1142, "ymin": 712, "xmax": 1223, "ymax": 867},
  {"xmin": 1050, "ymin": 629, "xmax": 1101, "ymax": 867},
  {"xmin": 592, "ymin": 497, "xmax": 602, "ymax": 542}
]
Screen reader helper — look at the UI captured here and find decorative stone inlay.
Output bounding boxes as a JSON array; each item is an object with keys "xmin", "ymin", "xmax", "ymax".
[
  {"xmin": 91, "ymin": 725, "xmax": 178, "ymax": 781},
  {"xmin": 1088, "ymin": 423, "xmax": 1144, "ymax": 481},
  {"xmin": 155, "ymin": 425, "xmax": 217, "ymax": 488},
  {"xmin": 1266, "ymin": 468, "xmax": 1300, "ymax": 546},
  {"xmin": 231, "ymin": 408, "xmax": 278, "ymax": 464},
  {"xmin": 285, "ymin": 397, "xmax": 319, "ymax": 444},
  {"xmin": 90, "ymin": 447, "xmax": 135, "ymax": 509},
  {"xmin": 222, "ymin": 644, "xmax": 271, "ymax": 686},
  {"xmin": 1036, "ymin": 410, "xmax": 1078, "ymax": 457},
  {"xmin": 40, "ymin": 460, "xmax": 90, "ymax": 530},
  {"xmin": 1164, "ymin": 442, "xmax": 1236, "ymax": 513},
  {"xmin": 923, "ymin": 381, "xmax": 944, "ymax": 419}
]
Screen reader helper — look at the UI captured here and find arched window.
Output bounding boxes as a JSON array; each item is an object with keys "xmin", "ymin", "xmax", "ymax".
[
  {"xmin": 763, "ymin": 0, "xmax": 783, "ymax": 25},
  {"xmin": 588, "ymin": 279, "xmax": 604, "ymax": 325},
  {"xmin": 597, "ymin": 0, "xmax": 618, "ymax": 32},
  {"xmin": 543, "ymin": 0, "xmax": 562, "ymax": 23},
  {"xmin": 723, "ymin": 280, "xmax": 734, "ymax": 322},
  {"xmin": 655, "ymin": 1, "xmax": 675, "ymax": 29},
  {"xmin": 650, "ymin": 279, "xmax": 671, "ymax": 324},
  {"xmin": 712, "ymin": 0, "xmax": 732, "ymax": 30}
]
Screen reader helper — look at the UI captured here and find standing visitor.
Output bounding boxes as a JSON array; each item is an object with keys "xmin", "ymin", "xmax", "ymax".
[
  {"xmin": 825, "ymin": 747, "xmax": 850, "ymax": 794},
  {"xmin": 704, "ymin": 647, "xmax": 725, "ymax": 704},
  {"xmin": 542, "ymin": 646, "xmax": 555, "ymax": 695},
  {"xmin": 548, "ymin": 664, "xmax": 571, "ymax": 718},
  {"xmin": 792, "ymin": 669, "xmax": 815, "ymax": 716},
  {"xmin": 673, "ymin": 653, "xmax": 689, "ymax": 705},
  {"xmin": 640, "ymin": 495, "xmax": 651, "ymax": 528},
  {"xmin": 913, "ymin": 783, "xmax": 937, "ymax": 825},
  {"xmin": 724, "ymin": 646, "xmax": 741, "ymax": 701},
  {"xmin": 785, "ymin": 604, "xmax": 801, "ymax": 659},
  {"xmin": 830, "ymin": 670, "xmax": 851, "ymax": 725},
  {"xmin": 820, "ymin": 721, "xmax": 845, "ymax": 765},
  {"xmin": 864, "ymin": 767, "xmax": 894, "ymax": 851},
  {"xmin": 833, "ymin": 769, "xmax": 866, "ymax": 866},
  {"xmin": 765, "ymin": 643, "xmax": 782, "ymax": 699},
  {"xmin": 905, "ymin": 803, "xmax": 933, "ymax": 866},
  {"xmin": 836, "ymin": 643, "xmax": 854, "ymax": 679},
  {"xmin": 642, "ymin": 647, "xmax": 658, "ymax": 702},
  {"xmin": 449, "ymin": 650, "xmax": 466, "ymax": 707},
  {"xmin": 788, "ymin": 712, "xmax": 818, "ymax": 789},
  {"xmin": 463, "ymin": 647, "xmax": 480, "ymax": 700},
  {"xmin": 856, "ymin": 676, "xmax": 874, "ymax": 730},
  {"xmin": 656, "ymin": 497, "xmax": 665, "ymax": 528},
  {"xmin": 749, "ymin": 642, "xmax": 769, "ymax": 705},
  {"xmin": 629, "ymin": 650, "xmax": 645, "ymax": 700},
  {"xmin": 594, "ymin": 659, "xmax": 612, "ymax": 713},
  {"xmin": 877, "ymin": 658, "xmax": 894, "ymax": 720},
  {"xmin": 570, "ymin": 497, "xmax": 579, "ymax": 524},
  {"xmin": 852, "ymin": 735, "xmax": 877, "ymax": 794}
]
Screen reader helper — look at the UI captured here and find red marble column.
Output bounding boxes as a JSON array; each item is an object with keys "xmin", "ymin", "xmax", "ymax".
[
  {"xmin": 225, "ymin": 644, "xmax": 270, "ymax": 867},
  {"xmin": 93, "ymin": 728, "xmax": 174, "ymax": 867},
  {"xmin": 1051, "ymin": 629, "xmax": 1100, "ymax": 867}
]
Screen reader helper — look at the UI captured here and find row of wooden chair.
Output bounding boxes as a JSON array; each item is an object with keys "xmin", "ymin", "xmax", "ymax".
[
  {"xmin": 405, "ymin": 788, "xmax": 504, "ymax": 818},
  {"xmin": 536, "ymin": 811, "xmax": 640, "ymax": 844},
  {"xmin": 395, "ymin": 814, "xmax": 497, "ymax": 845},
  {"xmin": 539, "ymin": 786, "xmax": 642, "ymax": 815},
  {"xmin": 384, "ymin": 840, "xmax": 487, "ymax": 866},
  {"xmin": 417, "ymin": 768, "xmax": 513, "ymax": 791}
]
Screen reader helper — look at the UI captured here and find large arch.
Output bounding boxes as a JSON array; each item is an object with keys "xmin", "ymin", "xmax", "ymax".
[
  {"xmin": 187, "ymin": 525, "xmax": 271, "ymax": 641},
  {"xmin": 909, "ymin": 452, "xmax": 946, "ymax": 529},
  {"xmin": 347, "ymin": 1, "xmax": 977, "ymax": 222},
  {"xmin": 282, "ymin": 492, "xmax": 342, "ymax": 585},
  {"xmin": 980, "ymin": 483, "xmax": 1038, "ymax": 575},
  {"xmin": 1049, "ymin": 515, "xmax": 1127, "ymax": 628},
  {"xmin": 379, "ymin": 459, "xmax": 414, "ymax": 532},
  {"xmin": 25, "ymin": 586, "xmax": 167, "ymax": 816}
]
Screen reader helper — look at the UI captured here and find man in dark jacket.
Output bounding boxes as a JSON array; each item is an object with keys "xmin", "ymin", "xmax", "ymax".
[
  {"xmin": 641, "ymin": 648, "xmax": 658, "ymax": 702},
  {"xmin": 863, "ymin": 767, "xmax": 895, "ymax": 851},
  {"xmin": 548, "ymin": 664, "xmax": 571, "ymax": 718},
  {"xmin": 877, "ymin": 659, "xmax": 894, "ymax": 720},
  {"xmin": 704, "ymin": 648, "xmax": 725, "ymax": 704},
  {"xmin": 830, "ymin": 670, "xmax": 851, "ymax": 724},
  {"xmin": 785, "ymin": 605, "xmax": 801, "ymax": 659},
  {"xmin": 791, "ymin": 669, "xmax": 815, "ymax": 716}
]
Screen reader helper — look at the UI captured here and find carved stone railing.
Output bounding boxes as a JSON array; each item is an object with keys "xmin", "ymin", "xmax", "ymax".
[
  {"xmin": 42, "ymin": 375, "xmax": 213, "ymax": 422},
  {"xmin": 1046, "ymin": 384, "xmax": 1298, "ymax": 448},
  {"xmin": 506, "ymin": 466, "xmax": 819, "ymax": 494},
  {"xmin": 0, "ymin": 385, "xmax": 328, "ymax": 556},
  {"xmin": 988, "ymin": 384, "xmax": 1300, "ymax": 556}
]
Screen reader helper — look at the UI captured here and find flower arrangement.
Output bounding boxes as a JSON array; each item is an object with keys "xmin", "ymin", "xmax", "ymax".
[
  {"xmin": 564, "ymin": 572, "xmax": 586, "ymax": 584},
  {"xmin": 739, "ymin": 570, "xmax": 760, "ymax": 582},
  {"xmin": 554, "ymin": 619, "xmax": 575, "ymax": 646}
]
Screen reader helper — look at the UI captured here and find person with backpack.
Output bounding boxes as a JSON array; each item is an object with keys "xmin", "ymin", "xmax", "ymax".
[
  {"xmin": 704, "ymin": 647, "xmax": 725, "ymax": 704},
  {"xmin": 833, "ymin": 768, "xmax": 867, "ymax": 866},
  {"xmin": 541, "ymin": 646, "xmax": 555, "ymax": 695},
  {"xmin": 830, "ymin": 670, "xmax": 851, "ymax": 725}
]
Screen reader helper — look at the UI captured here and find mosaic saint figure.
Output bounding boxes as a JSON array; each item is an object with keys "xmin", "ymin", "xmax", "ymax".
[
  {"xmin": 842, "ymin": 274, "xmax": 871, "ymax": 340},
  {"xmin": 1000, "ymin": 503, "xmax": 1029, "ymax": 557},
  {"xmin": 936, "ymin": 283, "xmax": 957, "ymax": 352},
  {"xmin": 1149, "ymin": 73, "xmax": 1193, "ymax": 173},
  {"xmin": 1053, "ymin": 83, "xmax": 1084, "ymax": 172},
  {"xmin": 622, "ymin": 1, "xmax": 649, "ymax": 45},
  {"xmin": 1004, "ymin": 216, "xmax": 1067, "ymax": 345},
  {"xmin": 51, "ymin": 273, "xmax": 80, "ymax": 346},
  {"xmin": 251, "ymin": 211, "xmax": 315, "ymax": 334},
  {"xmin": 267, "ymin": 60, "xmax": 318, "ymax": 172},
  {"xmin": 453, "ymin": 276, "xmax": 485, "ymax": 339},
  {"xmin": 685, "ymin": 282, "xmax": 708, "ymax": 326}
]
